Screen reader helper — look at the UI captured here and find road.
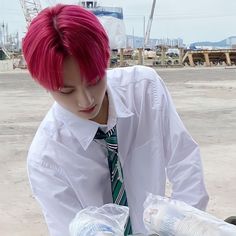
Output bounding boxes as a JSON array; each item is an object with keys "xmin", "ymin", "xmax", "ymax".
[{"xmin": 0, "ymin": 67, "xmax": 235, "ymax": 235}]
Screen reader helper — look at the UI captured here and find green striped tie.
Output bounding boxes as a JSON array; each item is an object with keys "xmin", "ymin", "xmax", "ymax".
[{"xmin": 95, "ymin": 126, "xmax": 132, "ymax": 235}]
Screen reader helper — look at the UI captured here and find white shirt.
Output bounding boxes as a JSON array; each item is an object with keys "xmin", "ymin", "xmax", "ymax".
[{"xmin": 27, "ymin": 65, "xmax": 209, "ymax": 236}]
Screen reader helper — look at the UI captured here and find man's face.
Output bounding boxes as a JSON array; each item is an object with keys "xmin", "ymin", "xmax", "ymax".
[{"xmin": 50, "ymin": 57, "xmax": 108, "ymax": 123}]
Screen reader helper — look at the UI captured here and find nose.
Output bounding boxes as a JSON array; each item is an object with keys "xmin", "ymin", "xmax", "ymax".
[{"xmin": 76, "ymin": 87, "xmax": 94, "ymax": 109}]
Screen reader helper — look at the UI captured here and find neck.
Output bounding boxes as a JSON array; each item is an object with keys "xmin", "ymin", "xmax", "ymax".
[{"xmin": 92, "ymin": 92, "xmax": 109, "ymax": 125}]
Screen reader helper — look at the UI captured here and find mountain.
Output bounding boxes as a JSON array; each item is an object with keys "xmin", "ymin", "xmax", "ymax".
[
  {"xmin": 125, "ymin": 35, "xmax": 236, "ymax": 49},
  {"xmin": 191, "ymin": 36, "xmax": 236, "ymax": 48}
]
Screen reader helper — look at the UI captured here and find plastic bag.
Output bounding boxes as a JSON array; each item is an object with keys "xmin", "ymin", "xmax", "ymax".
[
  {"xmin": 143, "ymin": 193, "xmax": 236, "ymax": 236},
  {"xmin": 69, "ymin": 204, "xmax": 129, "ymax": 236}
]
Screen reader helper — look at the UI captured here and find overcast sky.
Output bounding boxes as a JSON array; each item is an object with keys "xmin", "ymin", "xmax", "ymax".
[{"xmin": 0, "ymin": 0, "xmax": 236, "ymax": 44}]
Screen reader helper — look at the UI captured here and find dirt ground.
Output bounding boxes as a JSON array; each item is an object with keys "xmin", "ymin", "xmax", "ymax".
[{"xmin": 0, "ymin": 67, "xmax": 235, "ymax": 236}]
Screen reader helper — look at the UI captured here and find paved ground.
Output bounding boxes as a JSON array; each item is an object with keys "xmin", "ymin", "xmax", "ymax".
[{"xmin": 0, "ymin": 67, "xmax": 235, "ymax": 235}]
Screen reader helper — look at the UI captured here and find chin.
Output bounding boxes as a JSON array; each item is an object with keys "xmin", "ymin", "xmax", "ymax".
[{"xmin": 79, "ymin": 108, "xmax": 100, "ymax": 121}]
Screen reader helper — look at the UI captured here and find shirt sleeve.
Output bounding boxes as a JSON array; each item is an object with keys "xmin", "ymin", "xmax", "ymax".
[
  {"xmin": 27, "ymin": 157, "xmax": 82, "ymax": 236},
  {"xmin": 159, "ymin": 78, "xmax": 209, "ymax": 210}
]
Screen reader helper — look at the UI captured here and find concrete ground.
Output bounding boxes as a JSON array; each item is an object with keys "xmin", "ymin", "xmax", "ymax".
[{"xmin": 0, "ymin": 67, "xmax": 235, "ymax": 235}]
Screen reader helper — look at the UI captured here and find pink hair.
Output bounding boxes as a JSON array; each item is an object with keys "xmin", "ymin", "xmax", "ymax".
[{"xmin": 22, "ymin": 4, "xmax": 110, "ymax": 90}]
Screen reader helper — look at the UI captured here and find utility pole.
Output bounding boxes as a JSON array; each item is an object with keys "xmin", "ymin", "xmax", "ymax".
[
  {"xmin": 144, "ymin": 0, "xmax": 157, "ymax": 49},
  {"xmin": 2, "ymin": 22, "xmax": 5, "ymax": 45}
]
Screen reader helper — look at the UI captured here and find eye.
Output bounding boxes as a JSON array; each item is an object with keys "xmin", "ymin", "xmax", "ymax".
[{"xmin": 58, "ymin": 87, "xmax": 75, "ymax": 94}]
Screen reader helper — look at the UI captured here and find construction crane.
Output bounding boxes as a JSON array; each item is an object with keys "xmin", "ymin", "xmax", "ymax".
[
  {"xmin": 144, "ymin": 0, "xmax": 156, "ymax": 48},
  {"xmin": 19, "ymin": 0, "xmax": 42, "ymax": 25}
]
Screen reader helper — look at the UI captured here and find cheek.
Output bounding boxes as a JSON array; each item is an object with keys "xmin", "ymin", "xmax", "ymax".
[
  {"xmin": 51, "ymin": 93, "xmax": 64, "ymax": 103},
  {"xmin": 50, "ymin": 92, "xmax": 60, "ymax": 103},
  {"xmin": 92, "ymin": 80, "xmax": 106, "ymax": 100}
]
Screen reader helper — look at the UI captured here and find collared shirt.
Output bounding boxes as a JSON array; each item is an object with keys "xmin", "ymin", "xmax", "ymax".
[{"xmin": 27, "ymin": 65, "xmax": 209, "ymax": 236}]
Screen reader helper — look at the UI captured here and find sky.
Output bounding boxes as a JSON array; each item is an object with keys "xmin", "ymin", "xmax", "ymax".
[{"xmin": 0, "ymin": 0, "xmax": 236, "ymax": 44}]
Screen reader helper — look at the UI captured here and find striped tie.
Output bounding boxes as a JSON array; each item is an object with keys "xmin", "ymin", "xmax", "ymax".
[{"xmin": 95, "ymin": 126, "xmax": 132, "ymax": 235}]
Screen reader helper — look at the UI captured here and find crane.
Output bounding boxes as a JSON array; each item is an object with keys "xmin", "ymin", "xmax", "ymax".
[
  {"xmin": 144, "ymin": 0, "xmax": 156, "ymax": 48},
  {"xmin": 19, "ymin": 0, "xmax": 42, "ymax": 25}
]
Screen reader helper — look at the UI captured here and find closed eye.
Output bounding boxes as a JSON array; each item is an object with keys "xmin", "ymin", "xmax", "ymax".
[{"xmin": 59, "ymin": 87, "xmax": 75, "ymax": 94}]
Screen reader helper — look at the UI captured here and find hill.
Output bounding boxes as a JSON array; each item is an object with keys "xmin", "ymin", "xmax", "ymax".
[{"xmin": 191, "ymin": 36, "xmax": 236, "ymax": 48}]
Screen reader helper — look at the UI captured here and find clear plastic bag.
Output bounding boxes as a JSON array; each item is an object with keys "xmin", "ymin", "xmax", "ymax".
[
  {"xmin": 143, "ymin": 193, "xmax": 236, "ymax": 236},
  {"xmin": 69, "ymin": 204, "xmax": 129, "ymax": 236}
]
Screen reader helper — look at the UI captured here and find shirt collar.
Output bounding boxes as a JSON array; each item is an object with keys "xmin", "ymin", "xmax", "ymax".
[
  {"xmin": 53, "ymin": 102, "xmax": 99, "ymax": 151},
  {"xmin": 107, "ymin": 79, "xmax": 134, "ymax": 119},
  {"xmin": 53, "ymin": 79, "xmax": 134, "ymax": 151}
]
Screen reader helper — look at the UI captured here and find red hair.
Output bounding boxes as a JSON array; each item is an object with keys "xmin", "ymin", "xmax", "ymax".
[{"xmin": 22, "ymin": 4, "xmax": 110, "ymax": 90}]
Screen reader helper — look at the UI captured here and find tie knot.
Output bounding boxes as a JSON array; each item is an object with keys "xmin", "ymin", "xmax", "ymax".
[{"xmin": 94, "ymin": 126, "xmax": 116, "ymax": 140}]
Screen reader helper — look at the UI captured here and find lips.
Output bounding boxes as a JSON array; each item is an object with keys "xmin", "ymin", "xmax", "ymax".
[{"xmin": 80, "ymin": 105, "xmax": 96, "ymax": 113}]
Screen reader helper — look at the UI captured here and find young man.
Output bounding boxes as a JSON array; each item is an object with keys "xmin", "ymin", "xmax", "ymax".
[{"xmin": 23, "ymin": 4, "xmax": 209, "ymax": 236}]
